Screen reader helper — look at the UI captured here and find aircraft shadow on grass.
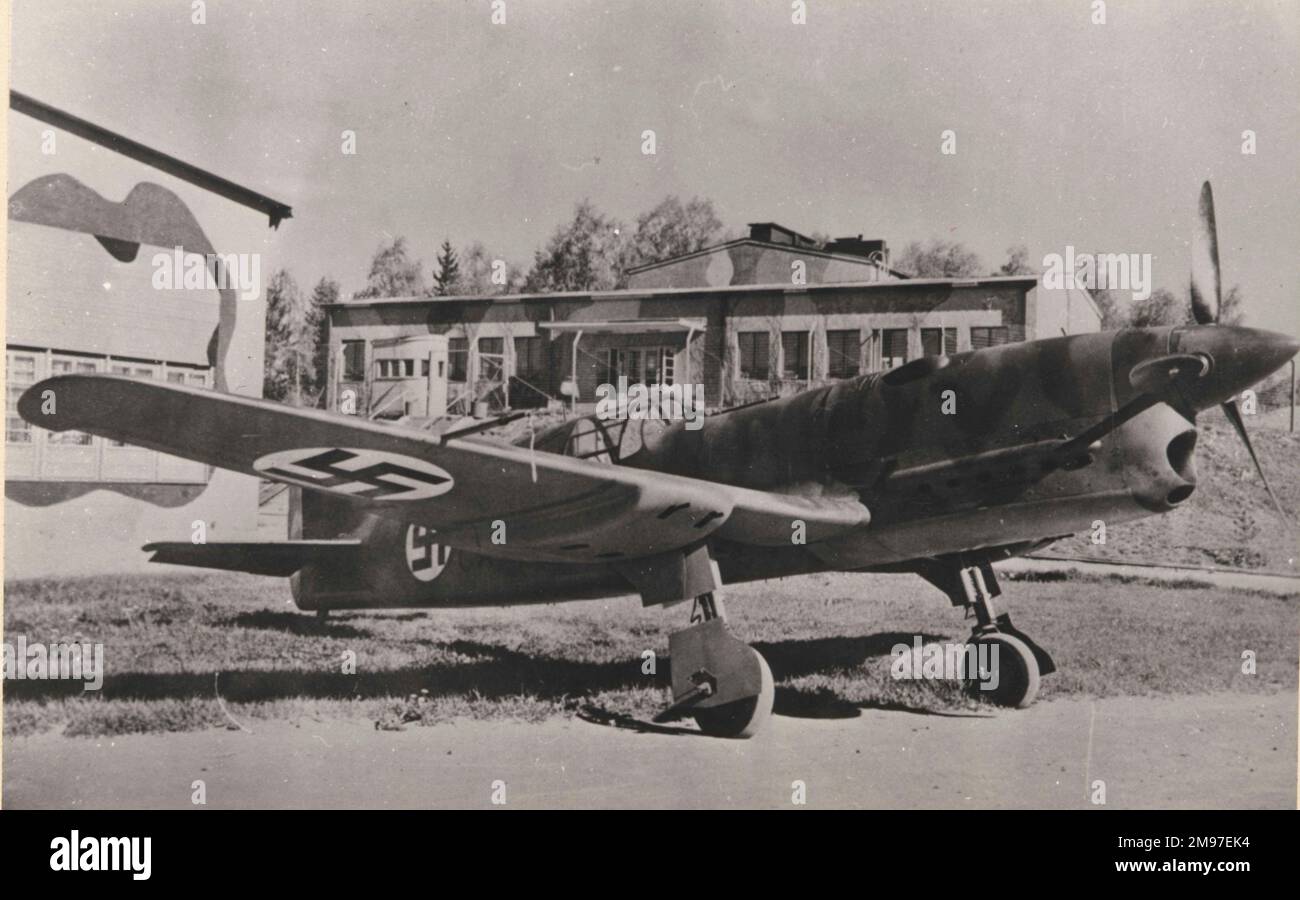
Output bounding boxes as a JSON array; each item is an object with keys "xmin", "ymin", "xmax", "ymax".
[{"xmin": 5, "ymin": 630, "xmax": 992, "ymax": 729}]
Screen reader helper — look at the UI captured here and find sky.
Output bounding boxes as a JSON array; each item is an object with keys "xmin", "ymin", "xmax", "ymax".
[{"xmin": 9, "ymin": 0, "xmax": 1299, "ymax": 335}]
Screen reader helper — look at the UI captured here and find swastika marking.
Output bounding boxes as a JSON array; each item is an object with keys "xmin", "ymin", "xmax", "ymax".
[
  {"xmin": 406, "ymin": 525, "xmax": 450, "ymax": 582},
  {"xmin": 253, "ymin": 447, "xmax": 454, "ymax": 501}
]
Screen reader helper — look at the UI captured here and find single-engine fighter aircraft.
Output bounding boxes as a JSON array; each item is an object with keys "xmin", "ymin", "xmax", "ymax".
[{"xmin": 19, "ymin": 183, "xmax": 1299, "ymax": 737}]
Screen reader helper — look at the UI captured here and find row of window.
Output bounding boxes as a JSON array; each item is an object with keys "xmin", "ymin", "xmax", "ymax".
[
  {"xmin": 6, "ymin": 348, "xmax": 211, "ymax": 482},
  {"xmin": 343, "ymin": 336, "xmax": 550, "ymax": 385},
  {"xmin": 739, "ymin": 326, "xmax": 999, "ymax": 381},
  {"xmin": 341, "ymin": 325, "xmax": 1018, "ymax": 390},
  {"xmin": 375, "ymin": 358, "xmax": 425, "ymax": 379}
]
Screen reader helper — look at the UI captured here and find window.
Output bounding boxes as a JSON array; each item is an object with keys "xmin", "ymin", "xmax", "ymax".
[
  {"xmin": 882, "ymin": 329, "xmax": 909, "ymax": 369},
  {"xmin": 6, "ymin": 351, "xmax": 37, "ymax": 444},
  {"xmin": 738, "ymin": 332, "xmax": 769, "ymax": 380},
  {"xmin": 54, "ymin": 354, "xmax": 97, "ymax": 375},
  {"xmin": 826, "ymin": 330, "xmax": 860, "ymax": 378},
  {"xmin": 600, "ymin": 347, "xmax": 675, "ymax": 386},
  {"xmin": 514, "ymin": 336, "xmax": 546, "ymax": 379},
  {"xmin": 970, "ymin": 326, "xmax": 1010, "ymax": 350},
  {"xmin": 5, "ymin": 347, "xmax": 212, "ymax": 483},
  {"xmin": 167, "ymin": 368, "xmax": 207, "ymax": 388},
  {"xmin": 921, "ymin": 328, "xmax": 959, "ymax": 357},
  {"xmin": 342, "ymin": 341, "xmax": 366, "ymax": 380},
  {"xmin": 478, "ymin": 337, "xmax": 505, "ymax": 381},
  {"xmin": 375, "ymin": 358, "xmax": 415, "ymax": 379},
  {"xmin": 448, "ymin": 338, "xmax": 468, "ymax": 381},
  {"xmin": 782, "ymin": 332, "xmax": 810, "ymax": 380}
]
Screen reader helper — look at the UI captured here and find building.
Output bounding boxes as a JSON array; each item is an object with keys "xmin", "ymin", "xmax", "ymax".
[
  {"xmin": 625, "ymin": 222, "xmax": 898, "ymax": 290},
  {"xmin": 4, "ymin": 96, "xmax": 286, "ymax": 578},
  {"xmin": 324, "ymin": 223, "xmax": 1101, "ymax": 419}
]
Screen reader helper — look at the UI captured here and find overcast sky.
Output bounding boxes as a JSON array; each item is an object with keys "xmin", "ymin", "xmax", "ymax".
[{"xmin": 10, "ymin": 0, "xmax": 1299, "ymax": 334}]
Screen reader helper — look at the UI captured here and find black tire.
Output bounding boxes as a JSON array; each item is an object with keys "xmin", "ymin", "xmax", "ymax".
[
  {"xmin": 693, "ymin": 651, "xmax": 774, "ymax": 738},
  {"xmin": 962, "ymin": 632, "xmax": 1040, "ymax": 708}
]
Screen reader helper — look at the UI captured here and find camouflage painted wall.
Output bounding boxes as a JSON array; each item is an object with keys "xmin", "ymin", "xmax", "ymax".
[
  {"xmin": 325, "ymin": 277, "xmax": 1063, "ymax": 415},
  {"xmin": 626, "ymin": 240, "xmax": 886, "ymax": 290}
]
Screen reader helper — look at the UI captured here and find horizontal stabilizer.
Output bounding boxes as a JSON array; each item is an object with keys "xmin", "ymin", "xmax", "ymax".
[{"xmin": 143, "ymin": 540, "xmax": 363, "ymax": 576}]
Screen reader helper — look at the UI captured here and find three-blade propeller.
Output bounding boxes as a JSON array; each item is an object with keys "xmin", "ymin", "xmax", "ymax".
[{"xmin": 1191, "ymin": 181, "xmax": 1288, "ymax": 520}]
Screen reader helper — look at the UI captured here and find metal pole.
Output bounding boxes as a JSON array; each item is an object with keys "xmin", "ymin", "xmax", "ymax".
[
  {"xmin": 1290, "ymin": 358, "xmax": 1295, "ymax": 433},
  {"xmin": 571, "ymin": 330, "xmax": 583, "ymax": 415}
]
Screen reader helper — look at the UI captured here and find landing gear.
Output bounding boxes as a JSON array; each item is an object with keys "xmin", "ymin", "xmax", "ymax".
[
  {"xmin": 919, "ymin": 558, "xmax": 1055, "ymax": 709},
  {"xmin": 655, "ymin": 591, "xmax": 775, "ymax": 738},
  {"xmin": 963, "ymin": 630, "xmax": 1040, "ymax": 708}
]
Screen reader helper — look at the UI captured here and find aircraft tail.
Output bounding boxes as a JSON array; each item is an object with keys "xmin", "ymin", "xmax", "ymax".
[{"xmin": 287, "ymin": 488, "xmax": 425, "ymax": 611}]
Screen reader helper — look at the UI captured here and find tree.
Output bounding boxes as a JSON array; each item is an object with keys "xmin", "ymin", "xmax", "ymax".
[
  {"xmin": 626, "ymin": 196, "xmax": 723, "ymax": 267},
  {"xmin": 895, "ymin": 238, "xmax": 983, "ymax": 278},
  {"xmin": 354, "ymin": 236, "xmax": 425, "ymax": 299},
  {"xmin": 309, "ymin": 277, "xmax": 340, "ymax": 406},
  {"xmin": 264, "ymin": 269, "xmax": 322, "ymax": 406},
  {"xmin": 1089, "ymin": 288, "xmax": 1128, "ymax": 330},
  {"xmin": 458, "ymin": 242, "xmax": 526, "ymax": 295},
  {"xmin": 1126, "ymin": 287, "xmax": 1185, "ymax": 328},
  {"xmin": 525, "ymin": 200, "xmax": 629, "ymax": 292},
  {"xmin": 1218, "ymin": 285, "xmax": 1245, "ymax": 326},
  {"xmin": 998, "ymin": 244, "xmax": 1035, "ymax": 276},
  {"xmin": 433, "ymin": 239, "xmax": 461, "ymax": 295},
  {"xmin": 1123, "ymin": 284, "xmax": 1246, "ymax": 328}
]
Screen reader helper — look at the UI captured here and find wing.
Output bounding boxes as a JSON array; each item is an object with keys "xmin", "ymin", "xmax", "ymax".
[
  {"xmin": 22, "ymin": 375, "xmax": 869, "ymax": 563},
  {"xmin": 142, "ymin": 540, "xmax": 363, "ymax": 576}
]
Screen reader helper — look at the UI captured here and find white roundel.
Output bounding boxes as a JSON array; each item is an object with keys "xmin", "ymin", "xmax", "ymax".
[
  {"xmin": 253, "ymin": 447, "xmax": 453, "ymax": 501},
  {"xmin": 405, "ymin": 525, "xmax": 450, "ymax": 582}
]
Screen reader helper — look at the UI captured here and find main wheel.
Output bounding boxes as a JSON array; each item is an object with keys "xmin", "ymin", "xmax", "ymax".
[
  {"xmin": 693, "ymin": 650, "xmax": 774, "ymax": 738},
  {"xmin": 962, "ymin": 631, "xmax": 1040, "ymax": 708}
]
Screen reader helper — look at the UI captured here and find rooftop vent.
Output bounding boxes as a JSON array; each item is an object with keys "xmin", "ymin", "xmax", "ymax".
[
  {"xmin": 747, "ymin": 222, "xmax": 818, "ymax": 249},
  {"xmin": 825, "ymin": 236, "xmax": 888, "ymax": 260}
]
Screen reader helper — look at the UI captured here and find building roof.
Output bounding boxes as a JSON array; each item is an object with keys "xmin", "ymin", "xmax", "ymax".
[
  {"xmin": 538, "ymin": 318, "xmax": 707, "ymax": 334},
  {"xmin": 623, "ymin": 236, "xmax": 892, "ymax": 277},
  {"xmin": 325, "ymin": 274, "xmax": 1041, "ymax": 310}
]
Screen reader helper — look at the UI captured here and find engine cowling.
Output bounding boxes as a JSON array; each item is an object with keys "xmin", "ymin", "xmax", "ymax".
[{"xmin": 1116, "ymin": 403, "xmax": 1198, "ymax": 513}]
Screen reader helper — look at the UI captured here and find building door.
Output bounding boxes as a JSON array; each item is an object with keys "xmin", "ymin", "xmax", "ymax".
[{"xmin": 601, "ymin": 347, "xmax": 676, "ymax": 386}]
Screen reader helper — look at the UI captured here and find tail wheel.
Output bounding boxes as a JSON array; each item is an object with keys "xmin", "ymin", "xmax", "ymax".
[
  {"xmin": 693, "ymin": 649, "xmax": 774, "ymax": 738},
  {"xmin": 962, "ymin": 632, "xmax": 1040, "ymax": 708}
]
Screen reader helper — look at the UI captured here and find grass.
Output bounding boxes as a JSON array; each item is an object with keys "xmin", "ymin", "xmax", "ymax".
[
  {"xmin": 1044, "ymin": 409, "xmax": 1300, "ymax": 574},
  {"xmin": 4, "ymin": 567, "xmax": 1296, "ymax": 737}
]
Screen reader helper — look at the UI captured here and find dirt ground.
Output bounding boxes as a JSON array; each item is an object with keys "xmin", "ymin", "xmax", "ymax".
[{"xmin": 5, "ymin": 691, "xmax": 1293, "ymax": 809}]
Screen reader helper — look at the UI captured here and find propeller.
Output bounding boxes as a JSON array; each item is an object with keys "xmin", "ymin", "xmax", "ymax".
[
  {"xmin": 1189, "ymin": 181, "xmax": 1221, "ymax": 327},
  {"xmin": 1190, "ymin": 181, "xmax": 1289, "ymax": 520}
]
